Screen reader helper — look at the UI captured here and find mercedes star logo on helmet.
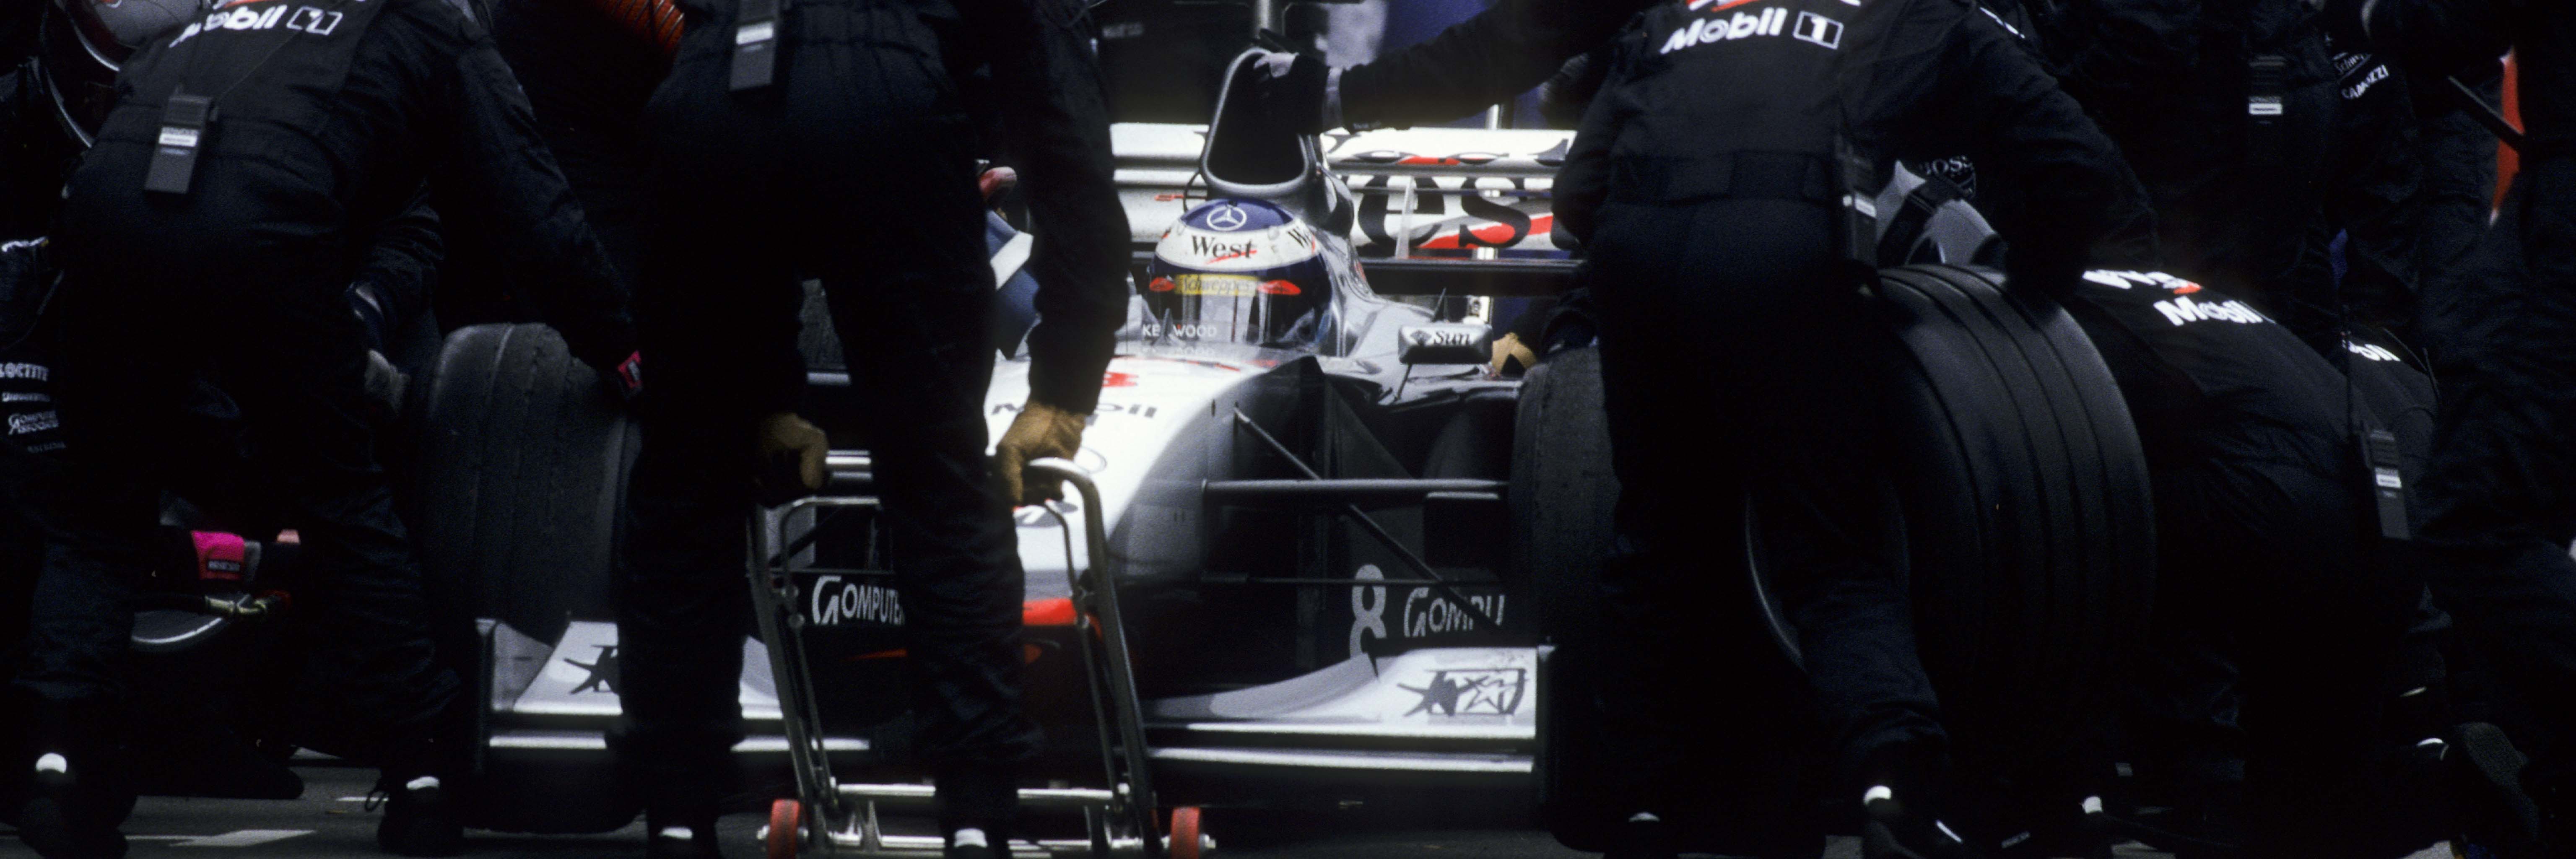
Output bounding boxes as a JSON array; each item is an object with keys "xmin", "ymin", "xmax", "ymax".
[{"xmin": 1205, "ymin": 205, "xmax": 1250, "ymax": 232}]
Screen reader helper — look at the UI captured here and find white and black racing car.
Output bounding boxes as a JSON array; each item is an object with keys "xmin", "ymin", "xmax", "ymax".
[{"xmin": 108, "ymin": 52, "xmax": 2429, "ymax": 858}]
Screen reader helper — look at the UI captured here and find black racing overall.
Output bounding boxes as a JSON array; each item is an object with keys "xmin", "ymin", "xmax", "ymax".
[
  {"xmin": 1575, "ymin": 0, "xmax": 1944, "ymax": 835},
  {"xmin": 2394, "ymin": 3, "xmax": 2576, "ymax": 819},
  {"xmin": 24, "ymin": 0, "xmax": 640, "ymax": 849},
  {"xmin": 2063, "ymin": 272, "xmax": 2423, "ymax": 857},
  {"xmin": 617, "ymin": 0, "xmax": 1127, "ymax": 836},
  {"xmin": 36, "ymin": 4, "xmax": 639, "ymax": 851},
  {"xmin": 37, "ymin": 0, "xmax": 460, "ymax": 758}
]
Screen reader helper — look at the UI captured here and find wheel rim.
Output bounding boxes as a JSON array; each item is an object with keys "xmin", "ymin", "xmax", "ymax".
[{"xmin": 766, "ymin": 799, "xmax": 802, "ymax": 859}]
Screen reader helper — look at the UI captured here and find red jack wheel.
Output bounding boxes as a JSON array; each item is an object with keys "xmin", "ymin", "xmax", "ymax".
[
  {"xmin": 766, "ymin": 798, "xmax": 804, "ymax": 859},
  {"xmin": 1168, "ymin": 806, "xmax": 1205, "ymax": 859}
]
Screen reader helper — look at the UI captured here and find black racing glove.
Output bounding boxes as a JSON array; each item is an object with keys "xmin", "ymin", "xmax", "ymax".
[
  {"xmin": 1246, "ymin": 49, "xmax": 1334, "ymax": 135},
  {"xmin": 346, "ymin": 281, "xmax": 393, "ymax": 352},
  {"xmin": 362, "ymin": 348, "xmax": 408, "ymax": 426}
]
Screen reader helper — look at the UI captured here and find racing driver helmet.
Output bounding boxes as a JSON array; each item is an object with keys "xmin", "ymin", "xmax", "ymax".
[
  {"xmin": 38, "ymin": 0, "xmax": 197, "ymax": 145},
  {"xmin": 1144, "ymin": 198, "xmax": 1331, "ymax": 347}
]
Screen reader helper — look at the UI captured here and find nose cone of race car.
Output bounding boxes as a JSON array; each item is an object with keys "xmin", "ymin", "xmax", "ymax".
[{"xmin": 1144, "ymin": 198, "xmax": 1332, "ymax": 347}]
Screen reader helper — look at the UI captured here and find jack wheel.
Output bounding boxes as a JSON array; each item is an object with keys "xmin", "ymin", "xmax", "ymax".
[
  {"xmin": 1169, "ymin": 806, "xmax": 1206, "ymax": 859},
  {"xmin": 767, "ymin": 798, "xmax": 804, "ymax": 859}
]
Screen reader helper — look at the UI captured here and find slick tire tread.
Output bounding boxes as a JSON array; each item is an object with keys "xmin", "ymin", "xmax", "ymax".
[
  {"xmin": 409, "ymin": 323, "xmax": 637, "ymax": 645},
  {"xmin": 1871, "ymin": 265, "xmax": 2153, "ymax": 779},
  {"xmin": 1508, "ymin": 348, "xmax": 1616, "ymax": 846},
  {"xmin": 405, "ymin": 324, "xmax": 640, "ymax": 835},
  {"xmin": 1509, "ymin": 348, "xmax": 1617, "ymax": 646}
]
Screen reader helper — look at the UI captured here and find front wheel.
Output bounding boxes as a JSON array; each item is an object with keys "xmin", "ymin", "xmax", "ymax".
[
  {"xmin": 406, "ymin": 323, "xmax": 641, "ymax": 834},
  {"xmin": 1509, "ymin": 348, "xmax": 1621, "ymax": 852}
]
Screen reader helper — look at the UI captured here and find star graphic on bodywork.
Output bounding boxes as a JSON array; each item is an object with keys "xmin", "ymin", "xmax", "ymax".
[
  {"xmin": 1400, "ymin": 668, "xmax": 1528, "ymax": 717},
  {"xmin": 566, "ymin": 645, "xmax": 619, "ymax": 695},
  {"xmin": 1399, "ymin": 673, "xmax": 1469, "ymax": 716}
]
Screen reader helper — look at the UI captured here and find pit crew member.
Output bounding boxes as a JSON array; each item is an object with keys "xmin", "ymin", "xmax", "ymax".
[
  {"xmin": 1549, "ymin": 0, "xmax": 2149, "ymax": 855},
  {"xmin": 431, "ymin": 0, "xmax": 673, "ymax": 330},
  {"xmin": 2058, "ymin": 269, "xmax": 2425, "ymax": 859},
  {"xmin": 2002, "ymin": 0, "xmax": 2347, "ymax": 355},
  {"xmin": 2, "ymin": 238, "xmax": 56, "ymax": 704},
  {"xmin": 1940, "ymin": 8, "xmax": 2448, "ymax": 850},
  {"xmin": 2293, "ymin": 42, "xmax": 2421, "ymax": 344},
  {"xmin": 2326, "ymin": 0, "xmax": 2576, "ymax": 845},
  {"xmin": 619, "ymin": 0, "xmax": 1127, "ymax": 856},
  {"xmin": 2407, "ymin": 59, "xmax": 2501, "ymax": 326},
  {"xmin": 35, "ymin": 0, "xmax": 641, "ymax": 854},
  {"xmin": 451, "ymin": 3, "xmax": 689, "ymax": 851}
]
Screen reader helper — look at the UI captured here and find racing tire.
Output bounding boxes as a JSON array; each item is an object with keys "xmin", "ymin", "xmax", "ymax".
[
  {"xmin": 1868, "ymin": 265, "xmax": 2155, "ymax": 782},
  {"xmin": 1509, "ymin": 348, "xmax": 1618, "ymax": 655},
  {"xmin": 767, "ymin": 798, "xmax": 803, "ymax": 859},
  {"xmin": 404, "ymin": 323, "xmax": 640, "ymax": 834},
  {"xmin": 1529, "ymin": 265, "xmax": 2154, "ymax": 843},
  {"xmin": 1509, "ymin": 348, "xmax": 1620, "ymax": 849},
  {"xmin": 406, "ymin": 322, "xmax": 636, "ymax": 649}
]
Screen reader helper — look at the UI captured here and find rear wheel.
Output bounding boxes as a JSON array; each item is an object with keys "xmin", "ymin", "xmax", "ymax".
[
  {"xmin": 1741, "ymin": 266, "xmax": 2157, "ymax": 774},
  {"xmin": 1532, "ymin": 265, "xmax": 2155, "ymax": 846},
  {"xmin": 1869, "ymin": 265, "xmax": 2155, "ymax": 782}
]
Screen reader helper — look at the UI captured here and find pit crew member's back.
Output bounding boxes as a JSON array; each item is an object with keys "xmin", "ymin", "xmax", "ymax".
[
  {"xmin": 1546, "ymin": 0, "xmax": 2146, "ymax": 856},
  {"xmin": 31, "ymin": 0, "xmax": 636, "ymax": 854}
]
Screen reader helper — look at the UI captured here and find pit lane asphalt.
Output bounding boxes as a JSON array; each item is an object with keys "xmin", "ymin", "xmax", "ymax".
[{"xmin": 0, "ymin": 765, "xmax": 2438, "ymax": 858}]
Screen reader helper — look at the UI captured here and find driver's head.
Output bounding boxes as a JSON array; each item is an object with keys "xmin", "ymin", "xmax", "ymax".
[
  {"xmin": 40, "ymin": 0, "xmax": 197, "ymax": 144},
  {"xmin": 1144, "ymin": 198, "xmax": 1331, "ymax": 347}
]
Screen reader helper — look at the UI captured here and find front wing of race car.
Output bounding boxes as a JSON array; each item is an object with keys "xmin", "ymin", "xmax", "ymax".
[{"xmin": 475, "ymin": 337, "xmax": 1551, "ymax": 804}]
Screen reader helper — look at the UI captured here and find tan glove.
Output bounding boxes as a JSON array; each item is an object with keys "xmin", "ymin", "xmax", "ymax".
[
  {"xmin": 753, "ymin": 411, "xmax": 829, "ymax": 506},
  {"xmin": 993, "ymin": 400, "xmax": 1088, "ymax": 506},
  {"xmin": 1490, "ymin": 332, "xmax": 1539, "ymax": 377}
]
